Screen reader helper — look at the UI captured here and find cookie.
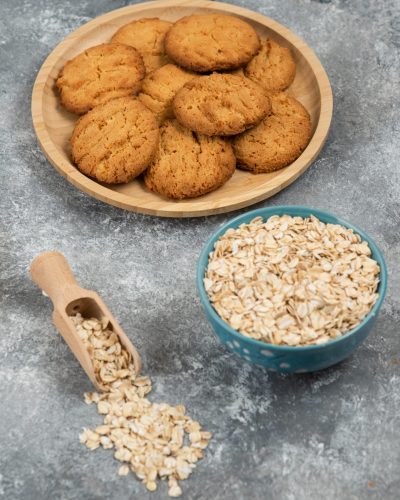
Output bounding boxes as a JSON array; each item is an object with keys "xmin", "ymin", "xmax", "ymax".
[
  {"xmin": 144, "ymin": 119, "xmax": 236, "ymax": 199},
  {"xmin": 173, "ymin": 73, "xmax": 271, "ymax": 136},
  {"xmin": 138, "ymin": 64, "xmax": 195, "ymax": 123},
  {"xmin": 111, "ymin": 18, "xmax": 172, "ymax": 73},
  {"xmin": 164, "ymin": 14, "xmax": 260, "ymax": 72},
  {"xmin": 245, "ymin": 39, "xmax": 296, "ymax": 92},
  {"xmin": 232, "ymin": 93, "xmax": 311, "ymax": 173},
  {"xmin": 71, "ymin": 97, "xmax": 159, "ymax": 184},
  {"xmin": 228, "ymin": 68, "xmax": 245, "ymax": 77},
  {"xmin": 56, "ymin": 44, "xmax": 145, "ymax": 115}
]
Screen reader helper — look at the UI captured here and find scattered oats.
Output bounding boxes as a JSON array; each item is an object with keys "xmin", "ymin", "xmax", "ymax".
[
  {"xmin": 95, "ymin": 425, "xmax": 110, "ymax": 435},
  {"xmin": 189, "ymin": 431, "xmax": 201, "ymax": 443},
  {"xmin": 84, "ymin": 392, "xmax": 100, "ymax": 405},
  {"xmin": 146, "ymin": 481, "xmax": 157, "ymax": 492},
  {"xmin": 100, "ymin": 436, "xmax": 113, "ymax": 449},
  {"xmin": 71, "ymin": 314, "xmax": 210, "ymax": 497},
  {"xmin": 205, "ymin": 215, "xmax": 380, "ymax": 346},
  {"xmin": 168, "ymin": 477, "xmax": 183, "ymax": 497},
  {"xmin": 118, "ymin": 464, "xmax": 130, "ymax": 476},
  {"xmin": 97, "ymin": 401, "xmax": 111, "ymax": 414},
  {"xmin": 86, "ymin": 440, "xmax": 100, "ymax": 450},
  {"xmin": 168, "ymin": 485, "xmax": 183, "ymax": 497}
]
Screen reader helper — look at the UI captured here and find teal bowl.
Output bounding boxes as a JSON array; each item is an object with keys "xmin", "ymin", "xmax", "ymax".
[{"xmin": 196, "ymin": 206, "xmax": 387, "ymax": 373}]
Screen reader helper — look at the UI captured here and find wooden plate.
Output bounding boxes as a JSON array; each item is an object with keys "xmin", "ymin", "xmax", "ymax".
[{"xmin": 32, "ymin": 0, "xmax": 333, "ymax": 218}]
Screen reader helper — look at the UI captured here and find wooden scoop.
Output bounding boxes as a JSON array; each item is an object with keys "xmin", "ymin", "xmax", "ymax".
[{"xmin": 30, "ymin": 251, "xmax": 141, "ymax": 391}]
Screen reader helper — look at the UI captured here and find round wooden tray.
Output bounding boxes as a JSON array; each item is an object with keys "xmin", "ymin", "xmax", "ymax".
[{"xmin": 32, "ymin": 0, "xmax": 333, "ymax": 218}]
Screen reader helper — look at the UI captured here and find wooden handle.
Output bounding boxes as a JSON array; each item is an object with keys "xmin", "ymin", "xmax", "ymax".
[{"xmin": 30, "ymin": 251, "xmax": 82, "ymax": 309}]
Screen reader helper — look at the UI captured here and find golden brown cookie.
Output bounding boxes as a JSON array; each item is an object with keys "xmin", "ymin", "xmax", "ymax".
[
  {"xmin": 111, "ymin": 18, "xmax": 172, "ymax": 73},
  {"xmin": 245, "ymin": 39, "xmax": 296, "ymax": 92},
  {"xmin": 71, "ymin": 97, "xmax": 159, "ymax": 184},
  {"xmin": 56, "ymin": 44, "xmax": 145, "ymax": 115},
  {"xmin": 232, "ymin": 93, "xmax": 311, "ymax": 173},
  {"xmin": 228, "ymin": 67, "xmax": 245, "ymax": 77},
  {"xmin": 144, "ymin": 119, "xmax": 236, "ymax": 199},
  {"xmin": 173, "ymin": 73, "xmax": 271, "ymax": 136},
  {"xmin": 138, "ymin": 64, "xmax": 196, "ymax": 123},
  {"xmin": 164, "ymin": 14, "xmax": 260, "ymax": 72}
]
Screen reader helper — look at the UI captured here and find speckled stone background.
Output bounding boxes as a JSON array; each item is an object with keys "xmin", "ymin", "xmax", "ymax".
[{"xmin": 0, "ymin": 0, "xmax": 399, "ymax": 498}]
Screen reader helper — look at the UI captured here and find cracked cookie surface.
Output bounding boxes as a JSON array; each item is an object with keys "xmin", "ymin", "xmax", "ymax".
[
  {"xmin": 71, "ymin": 96, "xmax": 159, "ymax": 184},
  {"xmin": 164, "ymin": 14, "xmax": 260, "ymax": 72},
  {"xmin": 56, "ymin": 44, "xmax": 145, "ymax": 115},
  {"xmin": 144, "ymin": 119, "xmax": 236, "ymax": 199},
  {"xmin": 111, "ymin": 18, "xmax": 172, "ymax": 73},
  {"xmin": 138, "ymin": 64, "xmax": 196, "ymax": 124},
  {"xmin": 173, "ymin": 73, "xmax": 271, "ymax": 136},
  {"xmin": 232, "ymin": 92, "xmax": 311, "ymax": 173},
  {"xmin": 245, "ymin": 39, "xmax": 296, "ymax": 92}
]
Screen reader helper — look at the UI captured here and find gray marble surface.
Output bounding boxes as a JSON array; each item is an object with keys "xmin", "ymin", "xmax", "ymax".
[{"xmin": 1, "ymin": 0, "xmax": 399, "ymax": 499}]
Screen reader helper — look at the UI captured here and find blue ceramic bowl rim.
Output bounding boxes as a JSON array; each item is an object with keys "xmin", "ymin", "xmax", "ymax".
[{"xmin": 196, "ymin": 205, "xmax": 388, "ymax": 352}]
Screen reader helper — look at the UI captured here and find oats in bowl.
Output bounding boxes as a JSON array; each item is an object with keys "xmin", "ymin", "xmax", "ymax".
[{"xmin": 204, "ymin": 214, "xmax": 380, "ymax": 347}]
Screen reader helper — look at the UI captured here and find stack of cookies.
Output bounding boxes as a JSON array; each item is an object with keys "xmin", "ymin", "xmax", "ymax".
[{"xmin": 57, "ymin": 14, "xmax": 312, "ymax": 200}]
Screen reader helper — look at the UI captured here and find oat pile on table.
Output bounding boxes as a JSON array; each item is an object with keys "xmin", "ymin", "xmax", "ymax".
[
  {"xmin": 72, "ymin": 314, "xmax": 211, "ymax": 497},
  {"xmin": 204, "ymin": 215, "xmax": 380, "ymax": 346}
]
